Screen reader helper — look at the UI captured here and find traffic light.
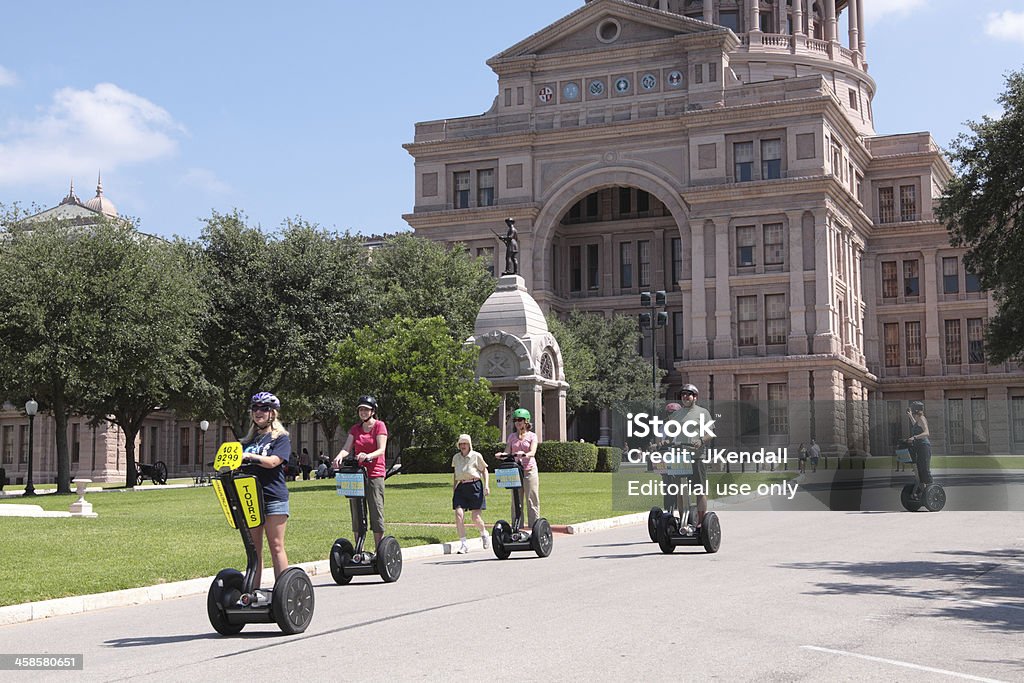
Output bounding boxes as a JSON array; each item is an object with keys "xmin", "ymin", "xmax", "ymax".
[
  {"xmin": 656, "ymin": 311, "xmax": 668, "ymax": 328},
  {"xmin": 655, "ymin": 290, "xmax": 667, "ymax": 306},
  {"xmin": 640, "ymin": 291, "xmax": 651, "ymax": 307},
  {"xmin": 639, "ymin": 312, "xmax": 651, "ymax": 329}
]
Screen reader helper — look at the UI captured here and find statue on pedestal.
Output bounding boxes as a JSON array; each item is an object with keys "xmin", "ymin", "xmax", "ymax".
[{"xmin": 497, "ymin": 217, "xmax": 519, "ymax": 276}]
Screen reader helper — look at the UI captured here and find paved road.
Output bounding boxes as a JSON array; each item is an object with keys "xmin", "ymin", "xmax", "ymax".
[{"xmin": 3, "ymin": 511, "xmax": 1022, "ymax": 682}]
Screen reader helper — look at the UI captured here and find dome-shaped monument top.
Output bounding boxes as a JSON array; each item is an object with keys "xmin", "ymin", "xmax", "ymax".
[{"xmin": 82, "ymin": 172, "xmax": 119, "ymax": 217}]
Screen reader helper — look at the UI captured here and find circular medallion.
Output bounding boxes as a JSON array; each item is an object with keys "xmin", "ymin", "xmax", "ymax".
[
  {"xmin": 588, "ymin": 80, "xmax": 605, "ymax": 96},
  {"xmin": 667, "ymin": 70, "xmax": 684, "ymax": 88},
  {"xmin": 641, "ymin": 73, "xmax": 657, "ymax": 90},
  {"xmin": 537, "ymin": 86, "xmax": 554, "ymax": 103},
  {"xmin": 614, "ymin": 77, "xmax": 630, "ymax": 94},
  {"xmin": 562, "ymin": 82, "xmax": 580, "ymax": 101}
]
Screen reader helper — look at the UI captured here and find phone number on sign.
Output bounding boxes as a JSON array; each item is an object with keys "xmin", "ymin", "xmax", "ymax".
[{"xmin": 1, "ymin": 655, "xmax": 82, "ymax": 670}]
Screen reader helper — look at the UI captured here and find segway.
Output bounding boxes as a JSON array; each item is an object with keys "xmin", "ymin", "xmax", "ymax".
[
  {"xmin": 329, "ymin": 457, "xmax": 403, "ymax": 584},
  {"xmin": 897, "ymin": 439, "xmax": 946, "ymax": 512},
  {"xmin": 491, "ymin": 454, "xmax": 553, "ymax": 559},
  {"xmin": 206, "ymin": 442, "xmax": 314, "ymax": 635},
  {"xmin": 655, "ymin": 452, "xmax": 721, "ymax": 554},
  {"xmin": 647, "ymin": 447, "xmax": 684, "ymax": 542}
]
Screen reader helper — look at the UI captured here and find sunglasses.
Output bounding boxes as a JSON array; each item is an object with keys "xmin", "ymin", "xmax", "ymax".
[
  {"xmin": 514, "ymin": 417, "xmax": 526, "ymax": 422},
  {"xmin": 680, "ymin": 392, "xmax": 696, "ymax": 398},
  {"xmin": 251, "ymin": 405, "xmax": 272, "ymax": 413}
]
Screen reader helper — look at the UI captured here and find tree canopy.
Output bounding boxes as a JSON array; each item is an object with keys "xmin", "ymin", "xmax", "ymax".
[{"xmin": 937, "ymin": 68, "xmax": 1024, "ymax": 363}]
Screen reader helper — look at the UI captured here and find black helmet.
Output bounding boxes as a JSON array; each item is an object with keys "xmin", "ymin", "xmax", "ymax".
[
  {"xmin": 910, "ymin": 401, "xmax": 924, "ymax": 413},
  {"xmin": 679, "ymin": 384, "xmax": 699, "ymax": 399},
  {"xmin": 356, "ymin": 395, "xmax": 378, "ymax": 413},
  {"xmin": 250, "ymin": 391, "xmax": 281, "ymax": 410}
]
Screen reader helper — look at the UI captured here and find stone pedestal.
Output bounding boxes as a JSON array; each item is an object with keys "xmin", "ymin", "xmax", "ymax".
[{"xmin": 69, "ymin": 478, "xmax": 98, "ymax": 518}]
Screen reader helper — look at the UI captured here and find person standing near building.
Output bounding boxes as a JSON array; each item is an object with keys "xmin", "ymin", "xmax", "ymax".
[
  {"xmin": 498, "ymin": 408, "xmax": 539, "ymax": 528},
  {"xmin": 452, "ymin": 434, "xmax": 490, "ymax": 553},
  {"xmin": 675, "ymin": 384, "xmax": 713, "ymax": 531},
  {"xmin": 808, "ymin": 439, "xmax": 821, "ymax": 473},
  {"xmin": 240, "ymin": 391, "xmax": 291, "ymax": 590},
  {"xmin": 298, "ymin": 447, "xmax": 312, "ymax": 480},
  {"xmin": 333, "ymin": 396, "xmax": 389, "ymax": 548},
  {"xmin": 906, "ymin": 401, "xmax": 932, "ymax": 494}
]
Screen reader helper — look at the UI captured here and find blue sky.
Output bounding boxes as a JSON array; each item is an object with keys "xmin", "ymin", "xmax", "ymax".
[{"xmin": 1, "ymin": 1, "xmax": 1023, "ymax": 240}]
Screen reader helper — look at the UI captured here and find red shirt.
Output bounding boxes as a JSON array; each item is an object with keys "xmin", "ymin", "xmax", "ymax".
[{"xmin": 349, "ymin": 419, "xmax": 388, "ymax": 478}]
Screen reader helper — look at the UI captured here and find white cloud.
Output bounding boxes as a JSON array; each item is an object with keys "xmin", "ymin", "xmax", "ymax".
[
  {"xmin": 0, "ymin": 83, "xmax": 185, "ymax": 185},
  {"xmin": 0, "ymin": 66, "xmax": 16, "ymax": 87},
  {"xmin": 864, "ymin": 0, "xmax": 927, "ymax": 24},
  {"xmin": 985, "ymin": 10, "xmax": 1024, "ymax": 43},
  {"xmin": 180, "ymin": 167, "xmax": 231, "ymax": 195}
]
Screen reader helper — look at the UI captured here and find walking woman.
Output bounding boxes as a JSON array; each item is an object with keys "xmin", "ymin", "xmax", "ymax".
[
  {"xmin": 241, "ymin": 391, "xmax": 291, "ymax": 589},
  {"xmin": 452, "ymin": 434, "xmax": 490, "ymax": 553}
]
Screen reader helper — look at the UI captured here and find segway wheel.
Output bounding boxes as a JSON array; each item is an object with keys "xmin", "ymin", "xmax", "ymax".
[
  {"xmin": 492, "ymin": 521, "xmax": 512, "ymax": 560},
  {"xmin": 647, "ymin": 507, "xmax": 662, "ymax": 543},
  {"xmin": 330, "ymin": 538, "xmax": 355, "ymax": 585},
  {"xmin": 923, "ymin": 484, "xmax": 946, "ymax": 512},
  {"xmin": 207, "ymin": 569, "xmax": 244, "ymax": 635},
  {"xmin": 272, "ymin": 567, "xmax": 314, "ymax": 635},
  {"xmin": 900, "ymin": 484, "xmax": 922, "ymax": 512},
  {"xmin": 530, "ymin": 518, "xmax": 554, "ymax": 558},
  {"xmin": 700, "ymin": 512, "xmax": 721, "ymax": 554},
  {"xmin": 657, "ymin": 514, "xmax": 678, "ymax": 554},
  {"xmin": 377, "ymin": 536, "xmax": 403, "ymax": 582},
  {"xmin": 154, "ymin": 461, "xmax": 168, "ymax": 485}
]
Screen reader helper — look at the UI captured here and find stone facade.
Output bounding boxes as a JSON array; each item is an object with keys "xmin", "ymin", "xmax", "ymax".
[{"xmin": 404, "ymin": 0, "xmax": 1024, "ymax": 455}]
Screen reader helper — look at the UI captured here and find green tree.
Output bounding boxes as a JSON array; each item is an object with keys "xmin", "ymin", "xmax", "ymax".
[
  {"xmin": 368, "ymin": 234, "xmax": 495, "ymax": 340},
  {"xmin": 937, "ymin": 68, "xmax": 1024, "ymax": 363},
  {"xmin": 329, "ymin": 316, "xmax": 500, "ymax": 454},
  {"xmin": 195, "ymin": 211, "xmax": 371, "ymax": 437},
  {"xmin": 547, "ymin": 310, "xmax": 664, "ymax": 416}
]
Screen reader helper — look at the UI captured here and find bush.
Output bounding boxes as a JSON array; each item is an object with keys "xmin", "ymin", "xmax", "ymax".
[
  {"xmin": 400, "ymin": 443, "xmax": 507, "ymax": 474},
  {"xmin": 536, "ymin": 441, "xmax": 598, "ymax": 472},
  {"xmin": 595, "ymin": 446, "xmax": 622, "ymax": 473}
]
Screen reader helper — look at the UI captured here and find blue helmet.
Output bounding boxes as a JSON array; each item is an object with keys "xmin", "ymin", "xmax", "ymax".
[{"xmin": 250, "ymin": 391, "xmax": 281, "ymax": 410}]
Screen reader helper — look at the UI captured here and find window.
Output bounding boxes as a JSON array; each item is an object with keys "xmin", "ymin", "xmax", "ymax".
[
  {"xmin": 180, "ymin": 427, "xmax": 191, "ymax": 466},
  {"xmin": 587, "ymin": 244, "xmax": 600, "ymax": 290},
  {"xmin": 831, "ymin": 140, "xmax": 844, "ymax": 179},
  {"xmin": 570, "ymin": 246, "xmax": 582, "ymax": 292},
  {"xmin": 1013, "ymin": 397, "xmax": 1024, "ymax": 443},
  {"xmin": 763, "ymin": 223, "xmax": 784, "ymax": 265},
  {"xmin": 972, "ymin": 398, "xmax": 988, "ymax": 444},
  {"xmin": 477, "ymin": 169, "xmax": 494, "ymax": 207},
  {"xmin": 18, "ymin": 425, "xmax": 27, "ymax": 464},
  {"xmin": 903, "ymin": 259, "xmax": 919, "ymax": 297},
  {"xmin": 878, "ymin": 187, "xmax": 895, "ymax": 224},
  {"xmin": 848, "ymin": 89, "xmax": 858, "ymax": 110},
  {"xmin": 943, "ymin": 257, "xmax": 959, "ymax": 294},
  {"xmin": 945, "ymin": 319, "xmax": 962, "ymax": 365},
  {"xmin": 453, "ymin": 172, "xmax": 470, "ymax": 209},
  {"xmin": 761, "ymin": 139, "xmax": 782, "ymax": 180},
  {"xmin": 694, "ymin": 63, "xmax": 703, "ymax": 84},
  {"xmin": 637, "ymin": 190, "xmax": 650, "ymax": 213},
  {"xmin": 905, "ymin": 321, "xmax": 922, "ymax": 366},
  {"xmin": 883, "ymin": 323, "xmax": 899, "ymax": 367},
  {"xmin": 881, "ymin": 261, "xmax": 898, "ymax": 298},
  {"xmin": 638, "ymin": 240, "xmax": 651, "ymax": 288},
  {"xmin": 1, "ymin": 426, "xmax": 11, "ymax": 465},
  {"xmin": 768, "ymin": 383, "xmax": 788, "ymax": 435},
  {"xmin": 736, "ymin": 226, "xmax": 755, "ymax": 267},
  {"xmin": 719, "ymin": 11, "xmax": 739, "ymax": 31},
  {"xmin": 948, "ymin": 399, "xmax": 964, "ymax": 445},
  {"xmin": 765, "ymin": 294, "xmax": 787, "ymax": 344},
  {"xmin": 965, "ymin": 269, "xmax": 982, "ymax": 293},
  {"xmin": 759, "ymin": 10, "xmax": 773, "ymax": 31},
  {"xmin": 673, "ymin": 311, "xmax": 684, "ymax": 359},
  {"xmin": 671, "ymin": 237, "xmax": 682, "ymax": 283},
  {"xmin": 619, "ymin": 187, "xmax": 632, "ymax": 215},
  {"xmin": 72, "ymin": 423, "xmax": 80, "ymax": 465},
  {"xmin": 709, "ymin": 62, "xmax": 718, "ymax": 82},
  {"xmin": 586, "ymin": 192, "xmax": 599, "ymax": 218},
  {"xmin": 739, "ymin": 384, "xmax": 760, "ymax": 438},
  {"xmin": 620, "ymin": 242, "xmax": 633, "ymax": 289},
  {"xmin": 968, "ymin": 318, "xmax": 985, "ymax": 363},
  {"xmin": 734, "ymin": 142, "xmax": 754, "ymax": 182},
  {"xmin": 900, "ymin": 185, "xmax": 917, "ymax": 221},
  {"xmin": 738, "ymin": 295, "xmax": 758, "ymax": 346}
]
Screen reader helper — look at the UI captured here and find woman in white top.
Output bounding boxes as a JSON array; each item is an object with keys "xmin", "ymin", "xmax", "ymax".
[{"xmin": 452, "ymin": 434, "xmax": 490, "ymax": 554}]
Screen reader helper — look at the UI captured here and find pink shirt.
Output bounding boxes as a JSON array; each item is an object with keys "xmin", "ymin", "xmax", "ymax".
[
  {"xmin": 349, "ymin": 419, "xmax": 388, "ymax": 478},
  {"xmin": 507, "ymin": 431, "xmax": 538, "ymax": 472}
]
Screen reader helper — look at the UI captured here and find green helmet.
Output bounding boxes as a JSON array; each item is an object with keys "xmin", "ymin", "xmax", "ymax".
[{"xmin": 512, "ymin": 408, "xmax": 531, "ymax": 421}]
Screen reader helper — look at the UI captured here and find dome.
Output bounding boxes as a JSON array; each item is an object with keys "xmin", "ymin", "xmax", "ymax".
[
  {"xmin": 83, "ymin": 173, "xmax": 119, "ymax": 217},
  {"xmin": 474, "ymin": 275, "xmax": 550, "ymax": 339}
]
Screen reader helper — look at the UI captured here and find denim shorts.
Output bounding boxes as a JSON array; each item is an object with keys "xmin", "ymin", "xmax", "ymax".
[{"xmin": 265, "ymin": 498, "xmax": 290, "ymax": 517}]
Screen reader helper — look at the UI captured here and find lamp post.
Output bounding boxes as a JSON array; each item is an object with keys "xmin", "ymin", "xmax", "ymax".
[
  {"xmin": 24, "ymin": 399, "xmax": 38, "ymax": 497},
  {"xmin": 199, "ymin": 420, "xmax": 210, "ymax": 484},
  {"xmin": 639, "ymin": 291, "xmax": 668, "ymax": 404}
]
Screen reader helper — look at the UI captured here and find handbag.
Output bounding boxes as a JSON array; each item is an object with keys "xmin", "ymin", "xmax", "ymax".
[{"xmin": 895, "ymin": 439, "xmax": 914, "ymax": 464}]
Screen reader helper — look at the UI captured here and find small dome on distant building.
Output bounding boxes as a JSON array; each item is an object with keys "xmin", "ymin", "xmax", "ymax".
[{"xmin": 83, "ymin": 172, "xmax": 118, "ymax": 217}]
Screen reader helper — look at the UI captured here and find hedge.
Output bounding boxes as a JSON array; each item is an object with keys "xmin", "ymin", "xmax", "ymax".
[{"xmin": 400, "ymin": 441, "xmax": 605, "ymax": 473}]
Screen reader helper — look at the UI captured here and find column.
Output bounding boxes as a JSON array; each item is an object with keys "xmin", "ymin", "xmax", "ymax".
[
  {"xmin": 806, "ymin": 0, "xmax": 815, "ymax": 38},
  {"xmin": 748, "ymin": 0, "xmax": 760, "ymax": 33},
  {"xmin": 714, "ymin": 218, "xmax": 733, "ymax": 358},
  {"xmin": 659, "ymin": 0, "xmax": 669, "ymax": 10},
  {"xmin": 787, "ymin": 211, "xmax": 808, "ymax": 354},
  {"xmin": 703, "ymin": 0, "xmax": 713, "ymax": 23},
  {"xmin": 813, "ymin": 368, "xmax": 845, "ymax": 457},
  {"xmin": 777, "ymin": 0, "xmax": 786, "ymax": 34},
  {"xmin": 601, "ymin": 233, "xmax": 614, "ymax": 294},
  {"xmin": 690, "ymin": 219, "xmax": 709, "ymax": 359},
  {"xmin": 794, "ymin": 0, "xmax": 804, "ymax": 35},
  {"xmin": 847, "ymin": 0, "xmax": 860, "ymax": 52},
  {"xmin": 825, "ymin": 0, "xmax": 837, "ymax": 42},
  {"xmin": 813, "ymin": 212, "xmax": 837, "ymax": 354},
  {"xmin": 922, "ymin": 249, "xmax": 942, "ymax": 374},
  {"xmin": 857, "ymin": 0, "xmax": 866, "ymax": 61},
  {"xmin": 520, "ymin": 384, "xmax": 543, "ymax": 441}
]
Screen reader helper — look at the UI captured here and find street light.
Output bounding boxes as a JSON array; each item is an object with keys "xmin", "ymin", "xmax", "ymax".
[
  {"xmin": 639, "ymin": 291, "xmax": 668, "ymax": 402},
  {"xmin": 199, "ymin": 420, "xmax": 210, "ymax": 484},
  {"xmin": 24, "ymin": 399, "xmax": 38, "ymax": 497}
]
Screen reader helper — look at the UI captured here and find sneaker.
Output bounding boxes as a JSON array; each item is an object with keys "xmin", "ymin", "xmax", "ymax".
[
  {"xmin": 481, "ymin": 533, "xmax": 490, "ymax": 549},
  {"xmin": 455, "ymin": 541, "xmax": 469, "ymax": 554}
]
